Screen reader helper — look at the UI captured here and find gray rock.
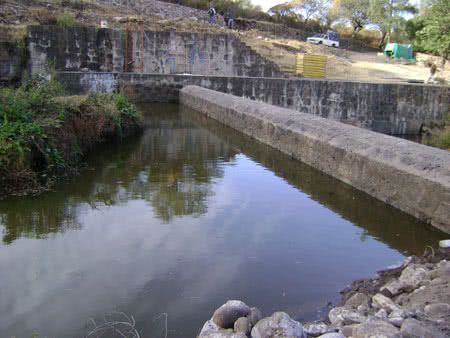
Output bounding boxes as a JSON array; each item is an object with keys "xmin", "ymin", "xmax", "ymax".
[
  {"xmin": 381, "ymin": 265, "xmax": 430, "ymax": 296},
  {"xmin": 199, "ymin": 320, "xmax": 221, "ymax": 335},
  {"xmin": 372, "ymin": 294, "xmax": 404, "ymax": 316},
  {"xmin": 431, "ymin": 260, "xmax": 450, "ymax": 279},
  {"xmin": 374, "ymin": 308, "xmax": 388, "ymax": 319},
  {"xmin": 424, "ymin": 303, "xmax": 450, "ymax": 318},
  {"xmin": 303, "ymin": 322, "xmax": 330, "ymax": 336},
  {"xmin": 212, "ymin": 300, "xmax": 251, "ymax": 329},
  {"xmin": 400, "ymin": 318, "xmax": 447, "ymax": 338},
  {"xmin": 251, "ymin": 312, "xmax": 306, "ymax": 338},
  {"xmin": 328, "ymin": 306, "xmax": 367, "ymax": 325},
  {"xmin": 387, "ymin": 312, "xmax": 404, "ymax": 328},
  {"xmin": 316, "ymin": 334, "xmax": 345, "ymax": 338},
  {"xmin": 199, "ymin": 331, "xmax": 247, "ymax": 338},
  {"xmin": 439, "ymin": 240, "xmax": 450, "ymax": 248},
  {"xmin": 399, "ymin": 265, "xmax": 430, "ymax": 287},
  {"xmin": 198, "ymin": 320, "xmax": 247, "ymax": 338},
  {"xmin": 249, "ymin": 307, "xmax": 262, "ymax": 326},
  {"xmin": 352, "ymin": 320, "xmax": 399, "ymax": 338},
  {"xmin": 340, "ymin": 325, "xmax": 357, "ymax": 337},
  {"xmin": 344, "ymin": 293, "xmax": 370, "ymax": 310},
  {"xmin": 234, "ymin": 317, "xmax": 251, "ymax": 336}
]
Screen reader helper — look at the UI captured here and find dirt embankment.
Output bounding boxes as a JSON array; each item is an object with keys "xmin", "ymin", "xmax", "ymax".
[{"xmin": 0, "ymin": 79, "xmax": 143, "ymax": 197}]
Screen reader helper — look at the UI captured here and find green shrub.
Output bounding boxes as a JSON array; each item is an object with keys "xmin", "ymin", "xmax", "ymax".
[
  {"xmin": 56, "ymin": 11, "xmax": 77, "ymax": 27},
  {"xmin": 0, "ymin": 78, "xmax": 141, "ymax": 196}
]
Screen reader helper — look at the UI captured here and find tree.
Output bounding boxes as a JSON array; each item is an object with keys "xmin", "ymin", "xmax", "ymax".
[
  {"xmin": 368, "ymin": 0, "xmax": 417, "ymax": 49},
  {"xmin": 413, "ymin": 0, "xmax": 450, "ymax": 62},
  {"xmin": 268, "ymin": 2, "xmax": 296, "ymax": 18},
  {"xmin": 331, "ymin": 0, "xmax": 371, "ymax": 37},
  {"xmin": 293, "ymin": 0, "xmax": 329, "ymax": 23}
]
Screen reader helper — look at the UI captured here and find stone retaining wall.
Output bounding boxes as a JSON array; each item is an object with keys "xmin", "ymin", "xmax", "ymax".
[
  {"xmin": 28, "ymin": 26, "xmax": 282, "ymax": 77},
  {"xmin": 180, "ymin": 85, "xmax": 450, "ymax": 234},
  {"xmin": 56, "ymin": 72, "xmax": 449, "ymax": 135}
]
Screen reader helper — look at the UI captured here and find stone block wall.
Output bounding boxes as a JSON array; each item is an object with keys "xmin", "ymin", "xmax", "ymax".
[
  {"xmin": 27, "ymin": 26, "xmax": 283, "ymax": 77},
  {"xmin": 28, "ymin": 26, "xmax": 124, "ymax": 74},
  {"xmin": 56, "ymin": 72, "xmax": 450, "ymax": 135}
]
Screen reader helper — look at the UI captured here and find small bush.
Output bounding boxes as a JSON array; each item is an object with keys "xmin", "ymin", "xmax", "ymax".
[
  {"xmin": 29, "ymin": 8, "xmax": 58, "ymax": 25},
  {"xmin": 56, "ymin": 11, "xmax": 77, "ymax": 27}
]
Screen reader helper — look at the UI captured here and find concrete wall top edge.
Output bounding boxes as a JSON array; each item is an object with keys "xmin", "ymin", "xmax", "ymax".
[
  {"xmin": 181, "ymin": 85, "xmax": 450, "ymax": 187},
  {"xmin": 56, "ymin": 71, "xmax": 450, "ymax": 88}
]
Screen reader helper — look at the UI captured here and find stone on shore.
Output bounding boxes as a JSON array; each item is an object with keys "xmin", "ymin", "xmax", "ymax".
[
  {"xmin": 316, "ymin": 333, "xmax": 345, "ymax": 338},
  {"xmin": 352, "ymin": 319, "xmax": 399, "ymax": 338},
  {"xmin": 328, "ymin": 306, "xmax": 366, "ymax": 325},
  {"xmin": 212, "ymin": 300, "xmax": 251, "ymax": 329},
  {"xmin": 233, "ymin": 317, "xmax": 251, "ymax": 336},
  {"xmin": 400, "ymin": 318, "xmax": 447, "ymax": 338},
  {"xmin": 249, "ymin": 307, "xmax": 263, "ymax": 326},
  {"xmin": 303, "ymin": 321, "xmax": 330, "ymax": 336},
  {"xmin": 251, "ymin": 312, "xmax": 306, "ymax": 338}
]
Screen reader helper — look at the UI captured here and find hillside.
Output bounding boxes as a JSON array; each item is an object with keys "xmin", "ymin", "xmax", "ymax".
[{"xmin": 1, "ymin": 0, "xmax": 449, "ymax": 83}]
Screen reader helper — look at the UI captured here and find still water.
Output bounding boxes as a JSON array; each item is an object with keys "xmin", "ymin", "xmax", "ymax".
[{"xmin": 0, "ymin": 104, "xmax": 446, "ymax": 338}]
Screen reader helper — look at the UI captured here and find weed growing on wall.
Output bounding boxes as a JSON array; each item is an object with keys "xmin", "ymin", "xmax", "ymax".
[{"xmin": 56, "ymin": 11, "xmax": 77, "ymax": 27}]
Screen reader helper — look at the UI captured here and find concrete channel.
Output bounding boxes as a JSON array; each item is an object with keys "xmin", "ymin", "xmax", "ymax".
[{"xmin": 180, "ymin": 85, "xmax": 450, "ymax": 234}]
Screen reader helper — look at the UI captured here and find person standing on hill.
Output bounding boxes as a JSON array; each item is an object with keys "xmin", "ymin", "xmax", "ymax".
[{"xmin": 208, "ymin": 4, "xmax": 217, "ymax": 24}]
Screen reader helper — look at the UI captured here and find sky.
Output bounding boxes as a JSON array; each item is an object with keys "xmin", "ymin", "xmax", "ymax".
[
  {"xmin": 250, "ymin": 0, "xmax": 421, "ymax": 12},
  {"xmin": 251, "ymin": 0, "xmax": 285, "ymax": 11}
]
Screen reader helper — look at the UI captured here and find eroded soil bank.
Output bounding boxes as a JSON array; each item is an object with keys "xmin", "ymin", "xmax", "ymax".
[{"xmin": 0, "ymin": 79, "xmax": 142, "ymax": 197}]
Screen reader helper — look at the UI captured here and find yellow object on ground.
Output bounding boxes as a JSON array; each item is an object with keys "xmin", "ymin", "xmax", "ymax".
[{"xmin": 299, "ymin": 54, "xmax": 327, "ymax": 78}]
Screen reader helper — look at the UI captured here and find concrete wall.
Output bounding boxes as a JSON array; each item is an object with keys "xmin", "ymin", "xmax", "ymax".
[
  {"xmin": 56, "ymin": 72, "xmax": 449, "ymax": 135},
  {"xmin": 180, "ymin": 85, "xmax": 450, "ymax": 234},
  {"xmin": 0, "ymin": 41, "xmax": 22, "ymax": 86},
  {"xmin": 27, "ymin": 26, "xmax": 282, "ymax": 77}
]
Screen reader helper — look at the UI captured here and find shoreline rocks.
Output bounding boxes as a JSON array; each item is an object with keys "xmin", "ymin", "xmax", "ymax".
[{"xmin": 197, "ymin": 248, "xmax": 449, "ymax": 338}]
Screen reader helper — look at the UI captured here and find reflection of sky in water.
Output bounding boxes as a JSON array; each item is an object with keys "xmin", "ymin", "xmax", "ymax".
[{"xmin": 0, "ymin": 108, "xmax": 446, "ymax": 338}]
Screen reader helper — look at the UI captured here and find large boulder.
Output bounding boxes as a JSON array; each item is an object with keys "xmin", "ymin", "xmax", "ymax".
[
  {"xmin": 344, "ymin": 293, "xmax": 370, "ymax": 311},
  {"xmin": 198, "ymin": 320, "xmax": 247, "ymax": 338},
  {"xmin": 234, "ymin": 317, "xmax": 252, "ymax": 336},
  {"xmin": 251, "ymin": 312, "xmax": 306, "ymax": 338},
  {"xmin": 352, "ymin": 319, "xmax": 399, "ymax": 338},
  {"xmin": 328, "ymin": 307, "xmax": 366, "ymax": 325},
  {"xmin": 249, "ymin": 307, "xmax": 263, "ymax": 326},
  {"xmin": 382, "ymin": 264, "xmax": 430, "ymax": 296},
  {"xmin": 400, "ymin": 318, "xmax": 447, "ymax": 338},
  {"xmin": 212, "ymin": 300, "xmax": 251, "ymax": 329},
  {"xmin": 303, "ymin": 322, "xmax": 330, "ymax": 336},
  {"xmin": 372, "ymin": 293, "xmax": 405, "ymax": 316}
]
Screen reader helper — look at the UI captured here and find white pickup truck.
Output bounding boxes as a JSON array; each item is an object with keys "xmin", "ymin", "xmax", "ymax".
[{"xmin": 307, "ymin": 32, "xmax": 340, "ymax": 48}]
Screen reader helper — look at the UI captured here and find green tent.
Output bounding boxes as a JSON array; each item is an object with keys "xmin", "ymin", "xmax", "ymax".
[{"xmin": 384, "ymin": 43, "xmax": 414, "ymax": 60}]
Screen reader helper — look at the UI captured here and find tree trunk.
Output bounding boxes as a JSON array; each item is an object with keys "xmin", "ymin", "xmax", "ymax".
[{"xmin": 378, "ymin": 31, "xmax": 387, "ymax": 50}]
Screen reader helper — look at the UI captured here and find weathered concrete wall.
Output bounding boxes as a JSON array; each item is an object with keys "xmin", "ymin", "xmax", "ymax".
[
  {"xmin": 28, "ymin": 26, "xmax": 125, "ymax": 74},
  {"xmin": 27, "ymin": 26, "xmax": 282, "ymax": 77},
  {"xmin": 56, "ymin": 72, "xmax": 449, "ymax": 135},
  {"xmin": 0, "ymin": 41, "xmax": 22, "ymax": 86},
  {"xmin": 180, "ymin": 85, "xmax": 450, "ymax": 234}
]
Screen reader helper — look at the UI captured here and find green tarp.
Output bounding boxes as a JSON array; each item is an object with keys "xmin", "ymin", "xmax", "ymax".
[{"xmin": 384, "ymin": 43, "xmax": 414, "ymax": 60}]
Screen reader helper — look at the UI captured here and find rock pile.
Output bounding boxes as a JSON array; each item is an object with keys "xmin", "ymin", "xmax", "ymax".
[
  {"xmin": 197, "ymin": 250, "xmax": 449, "ymax": 338},
  {"xmin": 304, "ymin": 253, "xmax": 450, "ymax": 338},
  {"xmin": 198, "ymin": 300, "xmax": 307, "ymax": 338}
]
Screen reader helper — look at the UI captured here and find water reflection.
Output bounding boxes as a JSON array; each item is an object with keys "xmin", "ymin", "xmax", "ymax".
[
  {"xmin": 0, "ymin": 108, "xmax": 237, "ymax": 243},
  {"xmin": 0, "ymin": 104, "xmax": 446, "ymax": 338},
  {"xmin": 181, "ymin": 108, "xmax": 443, "ymax": 256}
]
